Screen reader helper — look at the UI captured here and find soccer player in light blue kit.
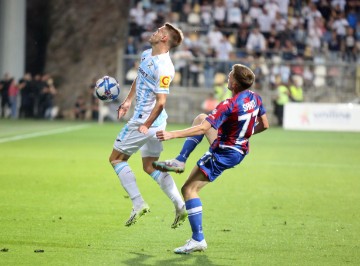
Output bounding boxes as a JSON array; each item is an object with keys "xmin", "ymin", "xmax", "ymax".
[
  {"xmin": 109, "ymin": 23, "xmax": 187, "ymax": 228},
  {"xmin": 154, "ymin": 64, "xmax": 269, "ymax": 253}
]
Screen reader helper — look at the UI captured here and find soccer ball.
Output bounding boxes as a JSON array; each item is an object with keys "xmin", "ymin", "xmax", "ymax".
[{"xmin": 95, "ymin": 76, "xmax": 121, "ymax": 102}]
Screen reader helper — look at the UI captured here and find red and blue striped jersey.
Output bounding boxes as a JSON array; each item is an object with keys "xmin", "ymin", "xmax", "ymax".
[{"xmin": 206, "ymin": 89, "xmax": 266, "ymax": 154}]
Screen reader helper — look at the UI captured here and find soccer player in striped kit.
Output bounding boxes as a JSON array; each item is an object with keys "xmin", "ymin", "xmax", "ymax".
[
  {"xmin": 109, "ymin": 23, "xmax": 187, "ymax": 228},
  {"xmin": 154, "ymin": 64, "xmax": 269, "ymax": 254}
]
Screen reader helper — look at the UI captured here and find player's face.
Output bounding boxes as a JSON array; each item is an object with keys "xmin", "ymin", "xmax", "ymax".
[{"xmin": 149, "ymin": 26, "xmax": 166, "ymax": 44}]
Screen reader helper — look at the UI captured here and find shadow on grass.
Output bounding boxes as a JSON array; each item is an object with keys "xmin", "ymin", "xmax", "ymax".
[{"xmin": 122, "ymin": 251, "xmax": 220, "ymax": 266}]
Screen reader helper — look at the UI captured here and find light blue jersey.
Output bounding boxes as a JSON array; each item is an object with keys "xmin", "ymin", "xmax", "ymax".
[{"xmin": 130, "ymin": 49, "xmax": 175, "ymax": 127}]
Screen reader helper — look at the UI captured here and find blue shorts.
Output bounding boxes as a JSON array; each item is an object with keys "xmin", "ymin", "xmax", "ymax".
[{"xmin": 197, "ymin": 147, "xmax": 245, "ymax": 182}]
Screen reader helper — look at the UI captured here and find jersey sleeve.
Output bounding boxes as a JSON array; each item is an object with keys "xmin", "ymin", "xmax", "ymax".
[
  {"xmin": 154, "ymin": 64, "xmax": 172, "ymax": 94},
  {"xmin": 256, "ymin": 94, "xmax": 266, "ymax": 116},
  {"xmin": 206, "ymin": 100, "xmax": 232, "ymax": 130}
]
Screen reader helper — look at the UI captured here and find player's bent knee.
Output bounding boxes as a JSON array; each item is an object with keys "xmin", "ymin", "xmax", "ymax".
[
  {"xmin": 181, "ymin": 185, "xmax": 192, "ymax": 199},
  {"xmin": 193, "ymin": 113, "xmax": 208, "ymax": 126}
]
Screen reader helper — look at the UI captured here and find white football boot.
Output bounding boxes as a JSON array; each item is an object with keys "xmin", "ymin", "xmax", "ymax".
[{"xmin": 174, "ymin": 238, "xmax": 207, "ymax": 254}]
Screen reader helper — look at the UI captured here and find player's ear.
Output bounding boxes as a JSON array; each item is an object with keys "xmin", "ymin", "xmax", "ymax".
[{"xmin": 161, "ymin": 34, "xmax": 168, "ymax": 42}]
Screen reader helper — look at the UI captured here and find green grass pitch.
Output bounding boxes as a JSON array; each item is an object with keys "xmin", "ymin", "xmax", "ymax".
[{"xmin": 0, "ymin": 120, "xmax": 359, "ymax": 265}]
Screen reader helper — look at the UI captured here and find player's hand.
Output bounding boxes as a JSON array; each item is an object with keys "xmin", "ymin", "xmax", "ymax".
[
  {"xmin": 138, "ymin": 124, "xmax": 148, "ymax": 134},
  {"xmin": 156, "ymin": 130, "xmax": 173, "ymax": 141},
  {"xmin": 117, "ymin": 101, "xmax": 131, "ymax": 119}
]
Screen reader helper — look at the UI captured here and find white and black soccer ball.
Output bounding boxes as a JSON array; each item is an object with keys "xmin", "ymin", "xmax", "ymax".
[{"xmin": 95, "ymin": 76, "xmax": 121, "ymax": 102}]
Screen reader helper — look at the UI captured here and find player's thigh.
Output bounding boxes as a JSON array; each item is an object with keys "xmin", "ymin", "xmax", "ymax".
[
  {"xmin": 113, "ymin": 122, "xmax": 150, "ymax": 155},
  {"xmin": 205, "ymin": 127, "xmax": 217, "ymax": 145},
  {"xmin": 183, "ymin": 166, "xmax": 210, "ymax": 191},
  {"xmin": 140, "ymin": 122, "xmax": 166, "ymax": 158}
]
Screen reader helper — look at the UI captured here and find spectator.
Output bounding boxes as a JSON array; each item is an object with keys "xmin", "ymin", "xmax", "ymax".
[
  {"xmin": 8, "ymin": 78, "xmax": 19, "ymax": 119},
  {"xmin": 200, "ymin": 0, "xmax": 213, "ymax": 30},
  {"xmin": 201, "ymin": 93, "xmax": 219, "ymax": 114},
  {"xmin": 294, "ymin": 22, "xmax": 307, "ymax": 54},
  {"xmin": 343, "ymin": 26, "xmax": 357, "ymax": 62},
  {"xmin": 215, "ymin": 35, "xmax": 233, "ymax": 73},
  {"xmin": 45, "ymin": 77, "xmax": 57, "ymax": 119},
  {"xmin": 289, "ymin": 75, "xmax": 304, "ymax": 102},
  {"xmin": 214, "ymin": 78, "xmax": 231, "ymax": 102},
  {"xmin": 246, "ymin": 27, "xmax": 266, "ymax": 56},
  {"xmin": 257, "ymin": 8, "xmax": 273, "ymax": 39},
  {"xmin": 189, "ymin": 47, "xmax": 201, "ymax": 87},
  {"xmin": 307, "ymin": 17, "xmax": 325, "ymax": 53},
  {"xmin": 203, "ymin": 47, "xmax": 217, "ymax": 89},
  {"xmin": 346, "ymin": 8, "xmax": 357, "ymax": 29},
  {"xmin": 74, "ymin": 95, "xmax": 87, "ymax": 120},
  {"xmin": 125, "ymin": 36, "xmax": 138, "ymax": 74},
  {"xmin": 248, "ymin": 2, "xmax": 262, "ymax": 25},
  {"xmin": 236, "ymin": 26, "xmax": 249, "ymax": 58},
  {"xmin": 327, "ymin": 30, "xmax": 341, "ymax": 61},
  {"xmin": 213, "ymin": 0, "xmax": 226, "ymax": 28},
  {"xmin": 266, "ymin": 27, "xmax": 280, "ymax": 58},
  {"xmin": 318, "ymin": 0, "xmax": 332, "ymax": 21},
  {"xmin": 226, "ymin": 2, "xmax": 242, "ymax": 29},
  {"xmin": 143, "ymin": 7, "xmax": 157, "ymax": 30},
  {"xmin": 273, "ymin": 77, "xmax": 290, "ymax": 126},
  {"xmin": 207, "ymin": 26, "xmax": 224, "ymax": 50},
  {"xmin": 88, "ymin": 78, "xmax": 99, "ymax": 121},
  {"xmin": 0, "ymin": 73, "xmax": 12, "ymax": 118},
  {"xmin": 32, "ymin": 74, "xmax": 43, "ymax": 118},
  {"xmin": 173, "ymin": 45, "xmax": 193, "ymax": 87},
  {"xmin": 332, "ymin": 12, "xmax": 349, "ymax": 44},
  {"xmin": 38, "ymin": 74, "xmax": 57, "ymax": 119},
  {"xmin": 18, "ymin": 73, "xmax": 34, "ymax": 118},
  {"xmin": 264, "ymin": 0, "xmax": 280, "ymax": 21}
]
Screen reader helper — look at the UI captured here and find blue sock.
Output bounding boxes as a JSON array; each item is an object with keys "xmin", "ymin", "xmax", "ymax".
[
  {"xmin": 185, "ymin": 198, "xmax": 204, "ymax": 241},
  {"xmin": 176, "ymin": 135, "xmax": 204, "ymax": 163}
]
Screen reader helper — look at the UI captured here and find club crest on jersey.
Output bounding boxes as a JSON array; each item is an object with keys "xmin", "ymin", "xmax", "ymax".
[{"xmin": 160, "ymin": 76, "xmax": 170, "ymax": 88}]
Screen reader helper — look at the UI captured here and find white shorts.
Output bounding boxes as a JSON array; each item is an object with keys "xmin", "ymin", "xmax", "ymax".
[{"xmin": 113, "ymin": 120, "xmax": 166, "ymax": 157}]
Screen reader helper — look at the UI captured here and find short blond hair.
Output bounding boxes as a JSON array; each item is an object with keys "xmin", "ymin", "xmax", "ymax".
[
  {"xmin": 164, "ymin": 23, "xmax": 183, "ymax": 48},
  {"xmin": 232, "ymin": 64, "xmax": 255, "ymax": 90}
]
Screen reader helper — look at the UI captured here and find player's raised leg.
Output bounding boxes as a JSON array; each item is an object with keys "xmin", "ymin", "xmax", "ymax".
[{"xmin": 153, "ymin": 113, "xmax": 217, "ymax": 173}]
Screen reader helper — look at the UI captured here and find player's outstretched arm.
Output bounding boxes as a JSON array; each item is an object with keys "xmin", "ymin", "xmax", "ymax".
[
  {"xmin": 156, "ymin": 120, "xmax": 212, "ymax": 141},
  {"xmin": 253, "ymin": 114, "xmax": 269, "ymax": 135}
]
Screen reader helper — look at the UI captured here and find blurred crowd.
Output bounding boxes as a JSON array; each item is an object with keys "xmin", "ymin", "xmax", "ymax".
[
  {"xmin": 0, "ymin": 72, "xmax": 102, "ymax": 121},
  {"xmin": 0, "ymin": 72, "xmax": 57, "ymax": 119},
  {"xmin": 125, "ymin": 0, "xmax": 360, "ymax": 88}
]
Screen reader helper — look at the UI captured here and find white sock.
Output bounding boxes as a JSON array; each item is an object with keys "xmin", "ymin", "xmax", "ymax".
[
  {"xmin": 150, "ymin": 170, "xmax": 184, "ymax": 211},
  {"xmin": 113, "ymin": 162, "xmax": 144, "ymax": 209}
]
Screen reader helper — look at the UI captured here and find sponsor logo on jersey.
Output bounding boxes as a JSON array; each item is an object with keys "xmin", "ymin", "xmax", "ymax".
[
  {"xmin": 160, "ymin": 76, "xmax": 170, "ymax": 88},
  {"xmin": 138, "ymin": 67, "xmax": 148, "ymax": 78},
  {"xmin": 243, "ymin": 100, "xmax": 256, "ymax": 111}
]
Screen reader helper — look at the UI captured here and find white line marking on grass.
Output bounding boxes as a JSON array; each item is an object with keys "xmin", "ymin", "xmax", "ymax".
[{"xmin": 0, "ymin": 124, "xmax": 91, "ymax": 144}]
